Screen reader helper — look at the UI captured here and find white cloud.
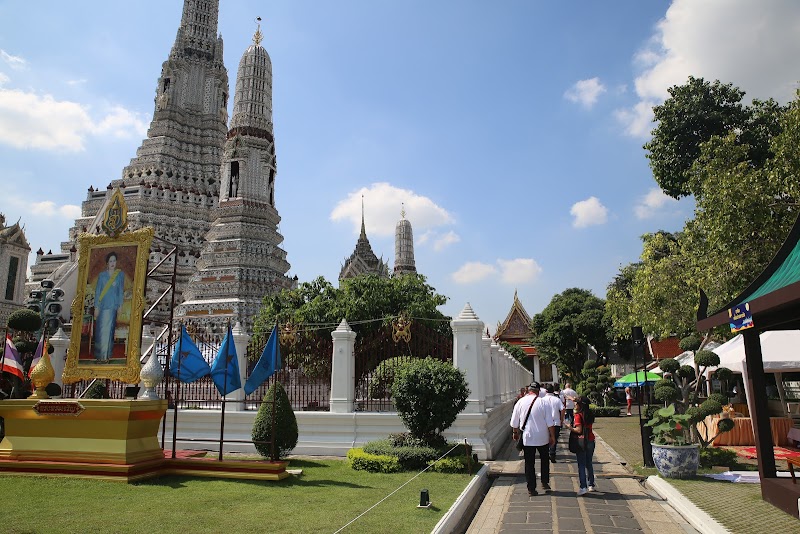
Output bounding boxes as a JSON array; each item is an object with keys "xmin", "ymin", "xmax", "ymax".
[
  {"xmin": 452, "ymin": 262, "xmax": 497, "ymax": 284},
  {"xmin": 0, "ymin": 50, "xmax": 26, "ymax": 69},
  {"xmin": 67, "ymin": 79, "xmax": 88, "ymax": 86},
  {"xmin": 617, "ymin": 0, "xmax": 800, "ymax": 138},
  {"xmin": 18, "ymin": 199, "xmax": 81, "ymax": 220},
  {"xmin": 634, "ymin": 188, "xmax": 679, "ymax": 219},
  {"xmin": 497, "ymin": 258, "xmax": 542, "ymax": 284},
  {"xmin": 433, "ymin": 231, "xmax": 460, "ymax": 251},
  {"xmin": 452, "ymin": 258, "xmax": 541, "ymax": 285},
  {"xmin": 570, "ymin": 196, "xmax": 608, "ymax": 228},
  {"xmin": 330, "ymin": 182, "xmax": 455, "ymax": 236},
  {"xmin": 0, "ymin": 72, "xmax": 8, "ymax": 86},
  {"xmin": 564, "ymin": 77, "xmax": 607, "ymax": 109},
  {"xmin": 614, "ymin": 100, "xmax": 656, "ymax": 138},
  {"xmin": 0, "ymin": 87, "xmax": 147, "ymax": 151}
]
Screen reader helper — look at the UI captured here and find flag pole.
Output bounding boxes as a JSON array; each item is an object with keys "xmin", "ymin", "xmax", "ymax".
[
  {"xmin": 218, "ymin": 322, "xmax": 231, "ymax": 462},
  {"xmin": 171, "ymin": 323, "xmax": 184, "ymax": 459},
  {"xmin": 1, "ymin": 325, "xmax": 8, "ymax": 377}
]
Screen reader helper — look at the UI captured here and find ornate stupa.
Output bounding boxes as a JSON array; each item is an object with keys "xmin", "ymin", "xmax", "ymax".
[
  {"xmin": 339, "ymin": 198, "xmax": 390, "ymax": 281},
  {"xmin": 176, "ymin": 19, "xmax": 295, "ymax": 331},
  {"xmin": 0, "ymin": 213, "xmax": 30, "ymax": 326},
  {"xmin": 393, "ymin": 205, "xmax": 416, "ymax": 276}
]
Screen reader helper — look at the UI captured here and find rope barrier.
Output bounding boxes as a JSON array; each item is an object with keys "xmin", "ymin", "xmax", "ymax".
[{"xmin": 332, "ymin": 442, "xmax": 463, "ymax": 533}]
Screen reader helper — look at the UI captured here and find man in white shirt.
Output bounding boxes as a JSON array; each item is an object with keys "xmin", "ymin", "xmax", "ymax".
[
  {"xmin": 562, "ymin": 382, "xmax": 578, "ymax": 425},
  {"xmin": 546, "ymin": 383, "xmax": 565, "ymax": 463},
  {"xmin": 510, "ymin": 381, "xmax": 557, "ymax": 496}
]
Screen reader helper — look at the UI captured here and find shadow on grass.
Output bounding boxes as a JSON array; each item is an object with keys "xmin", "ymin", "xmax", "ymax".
[{"xmin": 135, "ymin": 474, "xmax": 373, "ymax": 490}]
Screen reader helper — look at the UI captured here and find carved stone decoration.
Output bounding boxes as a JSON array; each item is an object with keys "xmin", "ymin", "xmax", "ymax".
[{"xmin": 139, "ymin": 351, "xmax": 164, "ymax": 400}]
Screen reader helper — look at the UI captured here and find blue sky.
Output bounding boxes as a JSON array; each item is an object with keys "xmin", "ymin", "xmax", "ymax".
[{"xmin": 1, "ymin": 1, "xmax": 800, "ymax": 332}]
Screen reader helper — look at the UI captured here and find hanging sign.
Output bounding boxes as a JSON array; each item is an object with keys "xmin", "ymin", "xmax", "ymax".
[{"xmin": 729, "ymin": 302, "xmax": 754, "ymax": 333}]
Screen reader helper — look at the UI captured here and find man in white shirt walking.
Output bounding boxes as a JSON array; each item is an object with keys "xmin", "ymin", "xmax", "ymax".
[
  {"xmin": 562, "ymin": 382, "xmax": 578, "ymax": 425},
  {"xmin": 546, "ymin": 383, "xmax": 565, "ymax": 463},
  {"xmin": 511, "ymin": 382, "xmax": 557, "ymax": 496}
]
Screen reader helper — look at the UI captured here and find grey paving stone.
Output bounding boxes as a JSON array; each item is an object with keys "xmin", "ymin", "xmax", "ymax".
[
  {"xmin": 557, "ymin": 517, "xmax": 587, "ymax": 531},
  {"xmin": 612, "ymin": 515, "xmax": 643, "ymax": 529},
  {"xmin": 587, "ymin": 514, "xmax": 615, "ymax": 526},
  {"xmin": 502, "ymin": 512, "xmax": 529, "ymax": 524},
  {"xmin": 592, "ymin": 526, "xmax": 643, "ymax": 533},
  {"xmin": 555, "ymin": 507, "xmax": 582, "ymax": 518}
]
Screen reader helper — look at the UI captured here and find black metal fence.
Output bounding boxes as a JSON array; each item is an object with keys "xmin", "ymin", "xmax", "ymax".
[
  {"xmin": 62, "ymin": 319, "xmax": 453, "ymax": 413},
  {"xmin": 354, "ymin": 320, "xmax": 453, "ymax": 412}
]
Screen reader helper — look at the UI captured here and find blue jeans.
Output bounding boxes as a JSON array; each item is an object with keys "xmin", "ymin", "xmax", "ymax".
[
  {"xmin": 565, "ymin": 408, "xmax": 574, "ymax": 425},
  {"xmin": 575, "ymin": 439, "xmax": 596, "ymax": 489}
]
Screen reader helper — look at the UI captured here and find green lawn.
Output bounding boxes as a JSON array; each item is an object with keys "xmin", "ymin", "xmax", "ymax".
[{"xmin": 0, "ymin": 459, "xmax": 475, "ymax": 534}]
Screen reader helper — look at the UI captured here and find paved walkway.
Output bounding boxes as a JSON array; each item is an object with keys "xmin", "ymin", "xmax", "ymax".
[{"xmin": 467, "ymin": 429, "xmax": 697, "ymax": 533}]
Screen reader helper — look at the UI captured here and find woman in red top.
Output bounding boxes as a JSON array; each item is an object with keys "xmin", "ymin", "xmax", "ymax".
[{"xmin": 569, "ymin": 396, "xmax": 596, "ymax": 496}]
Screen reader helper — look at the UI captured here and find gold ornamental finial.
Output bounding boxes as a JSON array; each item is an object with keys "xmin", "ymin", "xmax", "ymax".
[
  {"xmin": 253, "ymin": 17, "xmax": 263, "ymax": 46},
  {"xmin": 401, "ymin": 202, "xmax": 405, "ymax": 219}
]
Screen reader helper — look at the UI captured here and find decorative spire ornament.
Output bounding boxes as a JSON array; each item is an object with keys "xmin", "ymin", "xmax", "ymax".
[{"xmin": 253, "ymin": 17, "xmax": 263, "ymax": 46}]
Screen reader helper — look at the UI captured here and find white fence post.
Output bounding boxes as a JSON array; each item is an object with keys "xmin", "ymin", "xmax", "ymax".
[
  {"xmin": 229, "ymin": 322, "xmax": 249, "ymax": 412},
  {"xmin": 330, "ymin": 319, "xmax": 356, "ymax": 414},
  {"xmin": 451, "ymin": 303, "xmax": 485, "ymax": 414},
  {"xmin": 481, "ymin": 331, "xmax": 494, "ymax": 410},
  {"xmin": 490, "ymin": 340, "xmax": 501, "ymax": 406},
  {"xmin": 48, "ymin": 327, "xmax": 69, "ymax": 393}
]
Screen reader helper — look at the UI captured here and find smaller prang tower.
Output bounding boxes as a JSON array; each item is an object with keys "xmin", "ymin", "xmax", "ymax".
[
  {"xmin": 393, "ymin": 205, "xmax": 416, "ymax": 276},
  {"xmin": 177, "ymin": 20, "xmax": 294, "ymax": 332}
]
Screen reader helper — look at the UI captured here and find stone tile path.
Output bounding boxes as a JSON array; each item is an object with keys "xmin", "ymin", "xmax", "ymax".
[{"xmin": 467, "ymin": 429, "xmax": 695, "ymax": 534}]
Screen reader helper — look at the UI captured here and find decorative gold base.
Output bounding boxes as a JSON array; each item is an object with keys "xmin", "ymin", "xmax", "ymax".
[{"xmin": 0, "ymin": 399, "xmax": 289, "ymax": 483}]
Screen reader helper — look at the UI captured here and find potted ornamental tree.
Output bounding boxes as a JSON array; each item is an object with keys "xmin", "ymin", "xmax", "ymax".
[{"xmin": 646, "ymin": 403, "xmax": 699, "ymax": 478}]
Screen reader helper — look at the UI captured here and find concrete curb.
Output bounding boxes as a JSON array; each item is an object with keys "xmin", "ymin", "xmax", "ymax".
[
  {"xmin": 646, "ymin": 475, "xmax": 732, "ymax": 534},
  {"xmin": 432, "ymin": 464, "xmax": 491, "ymax": 534}
]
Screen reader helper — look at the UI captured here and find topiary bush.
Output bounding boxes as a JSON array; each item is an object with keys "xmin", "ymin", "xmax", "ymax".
[
  {"xmin": 658, "ymin": 358, "xmax": 680, "ymax": 374},
  {"xmin": 363, "ymin": 439, "xmax": 439, "ymax": 469},
  {"xmin": 699, "ymin": 446, "xmax": 738, "ymax": 469},
  {"xmin": 391, "ymin": 357, "xmax": 469, "ymax": 443},
  {"xmin": 590, "ymin": 405, "xmax": 621, "ymax": 417},
  {"xmin": 427, "ymin": 456, "xmax": 470, "ymax": 473},
  {"xmin": 347, "ymin": 448, "xmax": 402, "ymax": 473},
  {"xmin": 367, "ymin": 357, "xmax": 405, "ymax": 399},
  {"xmin": 694, "ymin": 350, "xmax": 720, "ymax": 368},
  {"xmin": 7, "ymin": 309, "xmax": 42, "ymax": 333},
  {"xmin": 679, "ymin": 334, "xmax": 702, "ymax": 352},
  {"xmin": 252, "ymin": 382, "xmax": 298, "ymax": 459}
]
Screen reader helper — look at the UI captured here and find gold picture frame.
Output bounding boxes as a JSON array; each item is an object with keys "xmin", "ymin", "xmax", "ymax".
[{"xmin": 63, "ymin": 227, "xmax": 154, "ymax": 384}]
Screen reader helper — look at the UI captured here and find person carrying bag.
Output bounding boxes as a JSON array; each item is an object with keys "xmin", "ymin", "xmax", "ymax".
[
  {"xmin": 567, "ymin": 396, "xmax": 596, "ymax": 496},
  {"xmin": 510, "ymin": 382, "xmax": 556, "ymax": 496}
]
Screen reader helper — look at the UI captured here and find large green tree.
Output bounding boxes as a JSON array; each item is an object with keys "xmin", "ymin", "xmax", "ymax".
[
  {"xmin": 253, "ymin": 274, "xmax": 450, "ymax": 336},
  {"xmin": 644, "ymin": 76, "xmax": 785, "ymax": 199},
  {"xmin": 530, "ymin": 288, "xmax": 610, "ymax": 382},
  {"xmin": 609, "ymin": 87, "xmax": 798, "ymax": 340}
]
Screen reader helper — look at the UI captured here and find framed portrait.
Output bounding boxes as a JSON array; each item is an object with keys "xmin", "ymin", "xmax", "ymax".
[{"xmin": 63, "ymin": 227, "xmax": 154, "ymax": 384}]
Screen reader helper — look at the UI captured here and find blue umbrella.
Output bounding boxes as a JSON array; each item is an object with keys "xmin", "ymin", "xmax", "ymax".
[{"xmin": 614, "ymin": 370, "xmax": 661, "ymax": 388}]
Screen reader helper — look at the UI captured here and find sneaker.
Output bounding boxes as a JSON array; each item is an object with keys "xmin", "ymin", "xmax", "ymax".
[
  {"xmin": 577, "ymin": 487, "xmax": 588, "ymax": 496},
  {"xmin": 549, "ymin": 456, "xmax": 557, "ymax": 463},
  {"xmin": 541, "ymin": 483, "xmax": 551, "ymax": 493},
  {"xmin": 588, "ymin": 485, "xmax": 596, "ymax": 492},
  {"xmin": 528, "ymin": 489, "xmax": 538, "ymax": 496},
  {"xmin": 627, "ymin": 413, "xmax": 632, "ymax": 416}
]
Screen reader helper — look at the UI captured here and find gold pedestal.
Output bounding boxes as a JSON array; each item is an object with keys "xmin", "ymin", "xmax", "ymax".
[{"xmin": 0, "ymin": 399, "xmax": 167, "ymax": 465}]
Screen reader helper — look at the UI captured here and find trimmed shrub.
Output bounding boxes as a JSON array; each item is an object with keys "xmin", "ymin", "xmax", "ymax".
[
  {"xmin": 695, "ymin": 350, "xmax": 720, "ymax": 368},
  {"xmin": 709, "ymin": 393, "xmax": 728, "ymax": 405},
  {"xmin": 593, "ymin": 406, "xmax": 621, "ymax": 417},
  {"xmin": 7, "ymin": 309, "xmax": 41, "ymax": 332},
  {"xmin": 362, "ymin": 439, "xmax": 439, "ymax": 469},
  {"xmin": 391, "ymin": 357, "xmax": 469, "ymax": 441},
  {"xmin": 658, "ymin": 358, "xmax": 680, "ymax": 374},
  {"xmin": 84, "ymin": 381, "xmax": 108, "ymax": 399},
  {"xmin": 347, "ymin": 448, "xmax": 402, "ymax": 473},
  {"xmin": 12, "ymin": 338, "xmax": 37, "ymax": 355},
  {"xmin": 699, "ymin": 447, "xmax": 738, "ymax": 469},
  {"xmin": 367, "ymin": 357, "xmax": 405, "ymax": 399},
  {"xmin": 252, "ymin": 382, "xmax": 298, "ymax": 459},
  {"xmin": 679, "ymin": 334, "xmax": 702, "ymax": 352},
  {"xmin": 644, "ymin": 405, "xmax": 661, "ymax": 420},
  {"xmin": 427, "ymin": 456, "xmax": 469, "ymax": 473}
]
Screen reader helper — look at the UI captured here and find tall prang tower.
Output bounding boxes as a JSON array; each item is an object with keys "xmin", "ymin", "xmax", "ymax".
[
  {"xmin": 393, "ymin": 205, "xmax": 416, "ymax": 276},
  {"xmin": 176, "ymin": 21, "xmax": 295, "ymax": 332},
  {"xmin": 52, "ymin": 0, "xmax": 230, "ymax": 317}
]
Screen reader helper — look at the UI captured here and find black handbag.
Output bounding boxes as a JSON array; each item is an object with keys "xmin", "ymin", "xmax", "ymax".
[
  {"xmin": 516, "ymin": 397, "xmax": 537, "ymax": 450},
  {"xmin": 568, "ymin": 414, "xmax": 588, "ymax": 453}
]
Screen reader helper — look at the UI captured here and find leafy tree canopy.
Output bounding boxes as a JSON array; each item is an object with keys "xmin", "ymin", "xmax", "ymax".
[
  {"xmin": 644, "ymin": 76, "xmax": 786, "ymax": 199},
  {"xmin": 253, "ymin": 274, "xmax": 451, "ymax": 335},
  {"xmin": 530, "ymin": 288, "xmax": 610, "ymax": 382}
]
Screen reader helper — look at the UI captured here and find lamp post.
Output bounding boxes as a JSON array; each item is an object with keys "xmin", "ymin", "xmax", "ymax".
[
  {"xmin": 26, "ymin": 279, "xmax": 65, "ymax": 336},
  {"xmin": 632, "ymin": 326, "xmax": 654, "ymax": 467}
]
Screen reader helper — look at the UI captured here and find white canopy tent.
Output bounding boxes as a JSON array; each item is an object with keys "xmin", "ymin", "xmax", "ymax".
[{"xmin": 712, "ymin": 330, "xmax": 800, "ymax": 418}]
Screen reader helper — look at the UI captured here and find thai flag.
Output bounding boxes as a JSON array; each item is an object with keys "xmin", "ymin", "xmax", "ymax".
[
  {"xmin": 28, "ymin": 335, "xmax": 46, "ymax": 377},
  {"xmin": 1, "ymin": 334, "xmax": 25, "ymax": 380}
]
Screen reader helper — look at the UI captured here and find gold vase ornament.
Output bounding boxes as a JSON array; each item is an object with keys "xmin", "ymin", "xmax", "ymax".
[{"xmin": 28, "ymin": 352, "xmax": 56, "ymax": 399}]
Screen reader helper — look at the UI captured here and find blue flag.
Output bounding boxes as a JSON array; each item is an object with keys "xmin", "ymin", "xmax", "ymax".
[
  {"xmin": 244, "ymin": 325, "xmax": 281, "ymax": 395},
  {"xmin": 211, "ymin": 325, "xmax": 242, "ymax": 395},
  {"xmin": 170, "ymin": 326, "xmax": 211, "ymax": 383}
]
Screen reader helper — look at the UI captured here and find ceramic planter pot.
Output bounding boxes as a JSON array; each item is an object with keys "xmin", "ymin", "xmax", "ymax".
[{"xmin": 651, "ymin": 443, "xmax": 699, "ymax": 478}]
